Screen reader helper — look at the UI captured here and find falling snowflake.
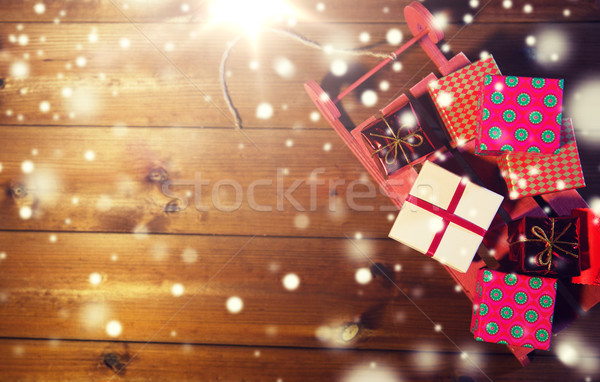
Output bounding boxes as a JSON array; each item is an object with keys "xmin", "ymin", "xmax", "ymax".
[
  {"xmin": 282, "ymin": 273, "xmax": 300, "ymax": 290},
  {"xmin": 171, "ymin": 283, "xmax": 185, "ymax": 297},
  {"xmin": 226, "ymin": 296, "xmax": 244, "ymax": 314},
  {"xmin": 330, "ymin": 59, "xmax": 348, "ymax": 77},
  {"xmin": 359, "ymin": 32, "xmax": 370, "ymax": 43},
  {"xmin": 361, "ymin": 90, "xmax": 378, "ymax": 107},
  {"xmin": 386, "ymin": 28, "xmax": 402, "ymax": 45},
  {"xmin": 34, "ymin": 3, "xmax": 46, "ymax": 14},
  {"xmin": 355, "ymin": 268, "xmax": 372, "ymax": 285},
  {"xmin": 106, "ymin": 320, "xmax": 122, "ymax": 337},
  {"xmin": 89, "ymin": 272, "xmax": 102, "ymax": 285},
  {"xmin": 256, "ymin": 103, "xmax": 274, "ymax": 119},
  {"xmin": 273, "ymin": 57, "xmax": 295, "ymax": 79}
]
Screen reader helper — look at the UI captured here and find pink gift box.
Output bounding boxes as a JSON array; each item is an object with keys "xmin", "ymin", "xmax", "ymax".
[
  {"xmin": 471, "ymin": 269, "xmax": 556, "ymax": 350},
  {"xmin": 476, "ymin": 75, "xmax": 563, "ymax": 155}
]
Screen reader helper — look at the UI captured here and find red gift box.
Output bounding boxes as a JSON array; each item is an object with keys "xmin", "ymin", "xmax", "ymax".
[
  {"xmin": 428, "ymin": 56, "xmax": 501, "ymax": 148},
  {"xmin": 572, "ymin": 209, "xmax": 600, "ymax": 285},
  {"xmin": 360, "ymin": 102, "xmax": 435, "ymax": 178},
  {"xmin": 508, "ymin": 216, "xmax": 581, "ymax": 277},
  {"xmin": 476, "ymin": 75, "xmax": 563, "ymax": 155},
  {"xmin": 471, "ymin": 269, "xmax": 556, "ymax": 350},
  {"xmin": 497, "ymin": 118, "xmax": 585, "ymax": 200}
]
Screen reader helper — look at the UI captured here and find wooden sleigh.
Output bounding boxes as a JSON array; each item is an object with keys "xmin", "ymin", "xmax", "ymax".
[{"xmin": 304, "ymin": 1, "xmax": 600, "ymax": 366}]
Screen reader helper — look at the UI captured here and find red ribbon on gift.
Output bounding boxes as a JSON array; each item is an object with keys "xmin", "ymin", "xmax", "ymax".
[{"xmin": 406, "ymin": 179, "xmax": 487, "ymax": 257}]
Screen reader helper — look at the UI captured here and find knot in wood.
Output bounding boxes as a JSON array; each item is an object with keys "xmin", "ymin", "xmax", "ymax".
[
  {"xmin": 164, "ymin": 199, "xmax": 182, "ymax": 213},
  {"xmin": 148, "ymin": 167, "xmax": 168, "ymax": 183},
  {"xmin": 10, "ymin": 184, "xmax": 28, "ymax": 199},
  {"xmin": 0, "ymin": 78, "xmax": 5, "ymax": 89},
  {"xmin": 341, "ymin": 322, "xmax": 361, "ymax": 342},
  {"xmin": 103, "ymin": 352, "xmax": 125, "ymax": 373}
]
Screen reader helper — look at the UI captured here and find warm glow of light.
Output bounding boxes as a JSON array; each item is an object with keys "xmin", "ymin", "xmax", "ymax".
[
  {"xmin": 106, "ymin": 320, "xmax": 122, "ymax": 337},
  {"xmin": 226, "ymin": 296, "xmax": 244, "ymax": 314},
  {"xmin": 209, "ymin": 0, "xmax": 294, "ymax": 35},
  {"xmin": 282, "ymin": 273, "xmax": 300, "ymax": 290},
  {"xmin": 355, "ymin": 268, "xmax": 372, "ymax": 285},
  {"xmin": 171, "ymin": 283, "xmax": 185, "ymax": 297},
  {"xmin": 89, "ymin": 272, "xmax": 102, "ymax": 285}
]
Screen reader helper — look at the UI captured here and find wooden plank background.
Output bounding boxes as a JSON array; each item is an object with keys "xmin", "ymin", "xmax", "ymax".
[{"xmin": 1, "ymin": 0, "xmax": 600, "ymax": 380}]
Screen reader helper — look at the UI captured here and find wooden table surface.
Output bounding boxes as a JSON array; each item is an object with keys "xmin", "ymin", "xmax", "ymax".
[{"xmin": 1, "ymin": 1, "xmax": 600, "ymax": 381}]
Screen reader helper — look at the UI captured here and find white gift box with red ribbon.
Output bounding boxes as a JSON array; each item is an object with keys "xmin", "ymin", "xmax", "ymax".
[{"xmin": 389, "ymin": 161, "xmax": 504, "ymax": 273}]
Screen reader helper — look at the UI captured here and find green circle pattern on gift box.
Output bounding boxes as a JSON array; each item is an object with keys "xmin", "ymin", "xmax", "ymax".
[
  {"xmin": 484, "ymin": 74, "xmax": 493, "ymax": 86},
  {"xmin": 536, "ymin": 329, "xmax": 550, "ymax": 342},
  {"xmin": 529, "ymin": 111, "xmax": 543, "ymax": 124},
  {"xmin": 525, "ymin": 309, "xmax": 539, "ymax": 323},
  {"xmin": 532, "ymin": 77, "xmax": 546, "ymax": 89},
  {"xmin": 482, "ymin": 108, "xmax": 490, "ymax": 121},
  {"xmin": 540, "ymin": 294, "xmax": 554, "ymax": 308},
  {"xmin": 503, "ymin": 109, "xmax": 517, "ymax": 123},
  {"xmin": 479, "ymin": 143, "xmax": 487, "ymax": 152},
  {"xmin": 479, "ymin": 303, "xmax": 489, "ymax": 316},
  {"xmin": 504, "ymin": 274, "xmax": 518, "ymax": 286},
  {"xmin": 523, "ymin": 344, "xmax": 534, "ymax": 349},
  {"xmin": 505, "ymin": 76, "xmax": 519, "ymax": 87},
  {"xmin": 517, "ymin": 92, "xmax": 531, "ymax": 106},
  {"xmin": 491, "ymin": 91, "xmax": 505, "ymax": 105},
  {"xmin": 490, "ymin": 288, "xmax": 503, "ymax": 301},
  {"xmin": 500, "ymin": 306, "xmax": 514, "ymax": 319},
  {"xmin": 511, "ymin": 325, "xmax": 524, "ymax": 339},
  {"xmin": 556, "ymin": 112, "xmax": 563, "ymax": 125},
  {"xmin": 527, "ymin": 146, "xmax": 541, "ymax": 153},
  {"xmin": 515, "ymin": 128, "xmax": 529, "ymax": 142},
  {"xmin": 488, "ymin": 126, "xmax": 502, "ymax": 140},
  {"xmin": 486, "ymin": 322, "xmax": 499, "ymax": 335},
  {"xmin": 500, "ymin": 144, "xmax": 514, "ymax": 152},
  {"xmin": 515, "ymin": 291, "xmax": 528, "ymax": 305},
  {"xmin": 541, "ymin": 129, "xmax": 557, "ymax": 144},
  {"xmin": 544, "ymin": 94, "xmax": 558, "ymax": 108},
  {"xmin": 483, "ymin": 270, "xmax": 493, "ymax": 282},
  {"xmin": 559, "ymin": 79, "xmax": 564, "ymax": 89},
  {"xmin": 529, "ymin": 277, "xmax": 543, "ymax": 289},
  {"xmin": 498, "ymin": 340, "xmax": 508, "ymax": 345}
]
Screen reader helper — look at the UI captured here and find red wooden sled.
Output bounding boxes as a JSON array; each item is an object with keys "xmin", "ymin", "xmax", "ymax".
[{"xmin": 304, "ymin": 1, "xmax": 600, "ymax": 366}]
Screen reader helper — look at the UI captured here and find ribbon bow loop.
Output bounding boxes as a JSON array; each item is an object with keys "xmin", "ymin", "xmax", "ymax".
[
  {"xmin": 512, "ymin": 220, "xmax": 579, "ymax": 273},
  {"xmin": 369, "ymin": 115, "xmax": 424, "ymax": 165}
]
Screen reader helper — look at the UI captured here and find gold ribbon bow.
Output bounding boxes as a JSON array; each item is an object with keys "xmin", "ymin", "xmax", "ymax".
[
  {"xmin": 511, "ymin": 220, "xmax": 579, "ymax": 273},
  {"xmin": 369, "ymin": 115, "xmax": 424, "ymax": 165}
]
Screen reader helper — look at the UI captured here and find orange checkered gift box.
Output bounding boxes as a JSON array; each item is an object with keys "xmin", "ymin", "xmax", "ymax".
[
  {"xmin": 498, "ymin": 118, "xmax": 585, "ymax": 200},
  {"xmin": 428, "ymin": 56, "xmax": 501, "ymax": 148}
]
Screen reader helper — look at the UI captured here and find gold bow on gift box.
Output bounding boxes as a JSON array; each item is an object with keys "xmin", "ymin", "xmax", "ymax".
[
  {"xmin": 510, "ymin": 220, "xmax": 579, "ymax": 273},
  {"xmin": 369, "ymin": 115, "xmax": 424, "ymax": 165}
]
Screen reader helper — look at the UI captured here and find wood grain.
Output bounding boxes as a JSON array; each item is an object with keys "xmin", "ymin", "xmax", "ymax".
[
  {"xmin": 2, "ymin": 23, "xmax": 600, "ymax": 130},
  {"xmin": 0, "ymin": 0, "xmax": 598, "ymax": 23},
  {"xmin": 2, "ymin": 1, "xmax": 600, "ymax": 379},
  {"xmin": 0, "ymin": 231, "xmax": 496, "ymax": 354},
  {"xmin": 2, "ymin": 231, "xmax": 600, "ymax": 358},
  {"xmin": 0, "ymin": 126, "xmax": 402, "ymax": 237},
  {"xmin": 1, "ymin": 338, "xmax": 597, "ymax": 382}
]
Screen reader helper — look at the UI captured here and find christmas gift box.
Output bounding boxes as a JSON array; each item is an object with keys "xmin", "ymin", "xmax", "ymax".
[
  {"xmin": 498, "ymin": 118, "xmax": 585, "ymax": 200},
  {"xmin": 471, "ymin": 269, "xmax": 556, "ymax": 350},
  {"xmin": 508, "ymin": 216, "xmax": 580, "ymax": 277},
  {"xmin": 428, "ymin": 56, "xmax": 501, "ymax": 148},
  {"xmin": 388, "ymin": 161, "xmax": 503, "ymax": 273},
  {"xmin": 476, "ymin": 75, "xmax": 563, "ymax": 155},
  {"xmin": 572, "ymin": 209, "xmax": 600, "ymax": 285},
  {"xmin": 361, "ymin": 102, "xmax": 435, "ymax": 178}
]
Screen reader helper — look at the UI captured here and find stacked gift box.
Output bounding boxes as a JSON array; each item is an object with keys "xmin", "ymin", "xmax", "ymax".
[
  {"xmin": 350, "ymin": 54, "xmax": 596, "ymax": 353},
  {"xmin": 308, "ymin": 38, "xmax": 597, "ymax": 356}
]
